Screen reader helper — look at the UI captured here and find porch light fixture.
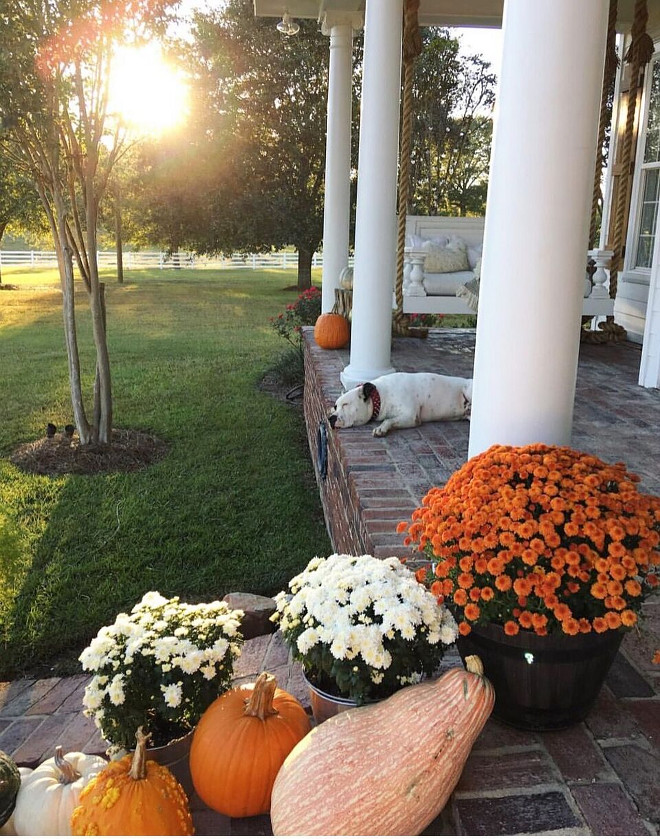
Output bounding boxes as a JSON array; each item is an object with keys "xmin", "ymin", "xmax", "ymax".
[{"xmin": 277, "ymin": 11, "xmax": 300, "ymax": 36}]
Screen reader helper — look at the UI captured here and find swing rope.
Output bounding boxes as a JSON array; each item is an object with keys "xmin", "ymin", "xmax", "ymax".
[{"xmin": 393, "ymin": 0, "xmax": 423, "ymax": 336}]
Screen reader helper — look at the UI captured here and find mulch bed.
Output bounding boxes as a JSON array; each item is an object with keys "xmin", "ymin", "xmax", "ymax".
[{"xmin": 10, "ymin": 428, "xmax": 169, "ymax": 476}]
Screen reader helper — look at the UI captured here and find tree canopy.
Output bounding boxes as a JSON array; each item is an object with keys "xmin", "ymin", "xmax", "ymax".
[{"xmin": 410, "ymin": 30, "xmax": 496, "ymax": 216}]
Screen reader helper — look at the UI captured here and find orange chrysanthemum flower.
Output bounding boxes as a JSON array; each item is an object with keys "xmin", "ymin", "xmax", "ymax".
[
  {"xmin": 504, "ymin": 621, "xmax": 520, "ymax": 636},
  {"xmin": 621, "ymin": 610, "xmax": 637, "ymax": 627},
  {"xmin": 605, "ymin": 611, "xmax": 622, "ymax": 630},
  {"xmin": 495, "ymin": 574, "xmax": 513, "ymax": 592},
  {"xmin": 464, "ymin": 603, "xmax": 481, "ymax": 621},
  {"xmin": 453, "ymin": 588, "xmax": 468, "ymax": 607},
  {"xmin": 457, "ymin": 572, "xmax": 474, "ymax": 589}
]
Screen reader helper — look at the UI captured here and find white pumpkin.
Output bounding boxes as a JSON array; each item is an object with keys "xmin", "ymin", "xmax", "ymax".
[
  {"xmin": 12, "ymin": 748, "xmax": 107, "ymax": 835},
  {"xmin": 0, "ymin": 768, "xmax": 32, "ymax": 836}
]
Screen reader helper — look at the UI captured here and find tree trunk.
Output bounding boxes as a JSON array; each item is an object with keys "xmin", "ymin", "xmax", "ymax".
[
  {"xmin": 93, "ymin": 282, "xmax": 107, "ymax": 435},
  {"xmin": 54, "ymin": 199, "xmax": 91, "ymax": 444},
  {"xmin": 114, "ymin": 195, "xmax": 124, "ymax": 284},
  {"xmin": 297, "ymin": 245, "xmax": 313, "ymax": 291},
  {"xmin": 86, "ymin": 188, "xmax": 113, "ymax": 445}
]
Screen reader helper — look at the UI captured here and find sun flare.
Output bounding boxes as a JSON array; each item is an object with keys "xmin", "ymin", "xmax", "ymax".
[{"xmin": 109, "ymin": 43, "xmax": 188, "ymax": 133}]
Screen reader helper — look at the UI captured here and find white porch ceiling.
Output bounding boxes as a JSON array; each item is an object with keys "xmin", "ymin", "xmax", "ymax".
[{"xmin": 253, "ymin": 0, "xmax": 660, "ymax": 34}]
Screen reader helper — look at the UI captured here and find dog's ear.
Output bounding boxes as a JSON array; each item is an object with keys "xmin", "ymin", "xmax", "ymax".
[{"xmin": 361, "ymin": 382, "xmax": 376, "ymax": 402}]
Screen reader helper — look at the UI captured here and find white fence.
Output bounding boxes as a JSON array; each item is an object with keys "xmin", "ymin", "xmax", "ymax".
[{"xmin": 0, "ymin": 250, "xmax": 330, "ymax": 270}]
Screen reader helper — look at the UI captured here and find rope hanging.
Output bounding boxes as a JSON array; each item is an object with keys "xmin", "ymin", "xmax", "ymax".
[
  {"xmin": 582, "ymin": 0, "xmax": 622, "ymax": 343},
  {"xmin": 589, "ymin": 0, "xmax": 619, "ymax": 251},
  {"xmin": 583, "ymin": 0, "xmax": 652, "ymax": 343},
  {"xmin": 608, "ymin": 0, "xmax": 653, "ymax": 299},
  {"xmin": 393, "ymin": 0, "xmax": 423, "ymax": 336}
]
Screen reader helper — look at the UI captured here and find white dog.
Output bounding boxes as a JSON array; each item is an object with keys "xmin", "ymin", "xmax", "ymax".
[{"xmin": 328, "ymin": 372, "xmax": 473, "ymax": 437}]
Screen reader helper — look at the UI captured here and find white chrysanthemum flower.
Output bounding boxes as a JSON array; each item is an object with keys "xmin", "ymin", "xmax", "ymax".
[
  {"xmin": 440, "ymin": 620, "xmax": 458, "ymax": 646},
  {"xmin": 138, "ymin": 592, "xmax": 169, "ymax": 610},
  {"xmin": 178, "ymin": 650, "xmax": 204, "ymax": 674},
  {"xmin": 107, "ymin": 674, "xmax": 125, "ymax": 706},
  {"xmin": 296, "ymin": 627, "xmax": 320, "ymax": 655},
  {"xmin": 201, "ymin": 664, "xmax": 216, "ymax": 680},
  {"xmin": 83, "ymin": 677, "xmax": 105, "ymax": 711},
  {"xmin": 161, "ymin": 683, "xmax": 183, "ymax": 708}
]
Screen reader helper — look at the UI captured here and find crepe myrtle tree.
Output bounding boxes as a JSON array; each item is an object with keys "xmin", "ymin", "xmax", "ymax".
[{"xmin": 0, "ymin": 0, "xmax": 174, "ymax": 444}]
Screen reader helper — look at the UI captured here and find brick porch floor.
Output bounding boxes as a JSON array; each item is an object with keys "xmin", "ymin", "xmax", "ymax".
[{"xmin": 1, "ymin": 330, "xmax": 658, "ymax": 835}]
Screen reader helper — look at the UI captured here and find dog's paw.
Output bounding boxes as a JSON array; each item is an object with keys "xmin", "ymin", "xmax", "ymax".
[{"xmin": 373, "ymin": 425, "xmax": 388, "ymax": 437}]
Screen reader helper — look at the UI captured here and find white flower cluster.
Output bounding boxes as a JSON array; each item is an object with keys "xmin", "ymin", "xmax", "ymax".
[
  {"xmin": 273, "ymin": 554, "xmax": 457, "ymax": 694},
  {"xmin": 79, "ymin": 591, "xmax": 243, "ymax": 750}
]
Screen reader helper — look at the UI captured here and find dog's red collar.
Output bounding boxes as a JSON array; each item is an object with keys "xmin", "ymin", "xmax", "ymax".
[{"xmin": 370, "ymin": 387, "xmax": 381, "ymax": 420}]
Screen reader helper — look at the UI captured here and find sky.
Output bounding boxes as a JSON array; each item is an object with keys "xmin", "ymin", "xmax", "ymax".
[{"xmin": 454, "ymin": 27, "xmax": 503, "ymax": 78}]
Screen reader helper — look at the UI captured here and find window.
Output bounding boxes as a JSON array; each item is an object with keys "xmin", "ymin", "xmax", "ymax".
[{"xmin": 634, "ymin": 58, "xmax": 660, "ymax": 269}]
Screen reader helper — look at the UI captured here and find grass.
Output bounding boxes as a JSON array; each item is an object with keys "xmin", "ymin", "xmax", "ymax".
[{"xmin": 0, "ymin": 265, "xmax": 331, "ymax": 678}]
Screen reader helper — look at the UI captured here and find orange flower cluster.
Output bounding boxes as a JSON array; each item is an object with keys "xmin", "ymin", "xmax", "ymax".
[{"xmin": 398, "ymin": 444, "xmax": 660, "ymax": 637}]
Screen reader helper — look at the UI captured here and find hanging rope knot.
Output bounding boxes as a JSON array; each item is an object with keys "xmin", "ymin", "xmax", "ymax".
[
  {"xmin": 625, "ymin": 31, "xmax": 654, "ymax": 67},
  {"xmin": 403, "ymin": 0, "xmax": 422, "ymax": 61}
]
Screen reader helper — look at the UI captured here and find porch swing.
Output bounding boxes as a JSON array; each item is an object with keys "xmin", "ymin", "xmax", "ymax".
[{"xmin": 394, "ymin": 0, "xmax": 653, "ymax": 334}]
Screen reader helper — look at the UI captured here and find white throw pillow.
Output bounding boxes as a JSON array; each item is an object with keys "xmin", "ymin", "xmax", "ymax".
[{"xmin": 422, "ymin": 237, "xmax": 469, "ymax": 274}]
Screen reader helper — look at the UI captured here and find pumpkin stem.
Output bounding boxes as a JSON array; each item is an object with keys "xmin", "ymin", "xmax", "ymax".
[
  {"xmin": 244, "ymin": 673, "xmax": 279, "ymax": 720},
  {"xmin": 128, "ymin": 727, "xmax": 151, "ymax": 781},
  {"xmin": 465, "ymin": 655, "xmax": 485, "ymax": 677},
  {"xmin": 54, "ymin": 746, "xmax": 82, "ymax": 784}
]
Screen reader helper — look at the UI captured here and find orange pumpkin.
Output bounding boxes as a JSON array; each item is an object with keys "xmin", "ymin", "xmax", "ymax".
[
  {"xmin": 314, "ymin": 313, "xmax": 350, "ymax": 349},
  {"xmin": 270, "ymin": 656, "xmax": 494, "ymax": 836},
  {"xmin": 70, "ymin": 728, "xmax": 193, "ymax": 836},
  {"xmin": 189, "ymin": 672, "xmax": 310, "ymax": 817}
]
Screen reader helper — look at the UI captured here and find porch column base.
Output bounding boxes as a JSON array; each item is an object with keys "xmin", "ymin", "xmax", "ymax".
[{"xmin": 340, "ymin": 363, "xmax": 396, "ymax": 392}]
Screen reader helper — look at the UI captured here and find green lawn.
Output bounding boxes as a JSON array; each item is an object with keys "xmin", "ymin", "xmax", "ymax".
[{"xmin": 0, "ymin": 266, "xmax": 331, "ymax": 679}]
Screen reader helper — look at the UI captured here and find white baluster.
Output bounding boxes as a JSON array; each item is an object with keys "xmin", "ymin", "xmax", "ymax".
[
  {"xmin": 586, "ymin": 248, "xmax": 613, "ymax": 298},
  {"xmin": 405, "ymin": 248, "xmax": 427, "ymax": 297}
]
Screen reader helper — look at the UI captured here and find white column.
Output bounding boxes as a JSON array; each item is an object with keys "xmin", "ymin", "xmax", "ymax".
[
  {"xmin": 321, "ymin": 20, "xmax": 356, "ymax": 314},
  {"xmin": 468, "ymin": 0, "xmax": 608, "ymax": 458},
  {"xmin": 340, "ymin": 0, "xmax": 402, "ymax": 390}
]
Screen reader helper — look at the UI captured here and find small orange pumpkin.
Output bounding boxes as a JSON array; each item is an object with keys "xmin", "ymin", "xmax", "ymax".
[
  {"xmin": 314, "ymin": 312, "xmax": 350, "ymax": 349},
  {"xmin": 189, "ymin": 672, "xmax": 311, "ymax": 817},
  {"xmin": 70, "ymin": 728, "xmax": 193, "ymax": 836}
]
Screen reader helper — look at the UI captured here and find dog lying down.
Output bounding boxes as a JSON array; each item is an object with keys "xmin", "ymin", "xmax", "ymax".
[{"xmin": 328, "ymin": 372, "xmax": 473, "ymax": 437}]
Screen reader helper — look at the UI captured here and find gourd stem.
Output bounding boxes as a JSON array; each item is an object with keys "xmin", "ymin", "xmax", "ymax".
[
  {"xmin": 465, "ymin": 655, "xmax": 485, "ymax": 677},
  {"xmin": 129, "ymin": 727, "xmax": 150, "ymax": 781},
  {"xmin": 54, "ymin": 745, "xmax": 82, "ymax": 784},
  {"xmin": 244, "ymin": 673, "xmax": 279, "ymax": 720}
]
